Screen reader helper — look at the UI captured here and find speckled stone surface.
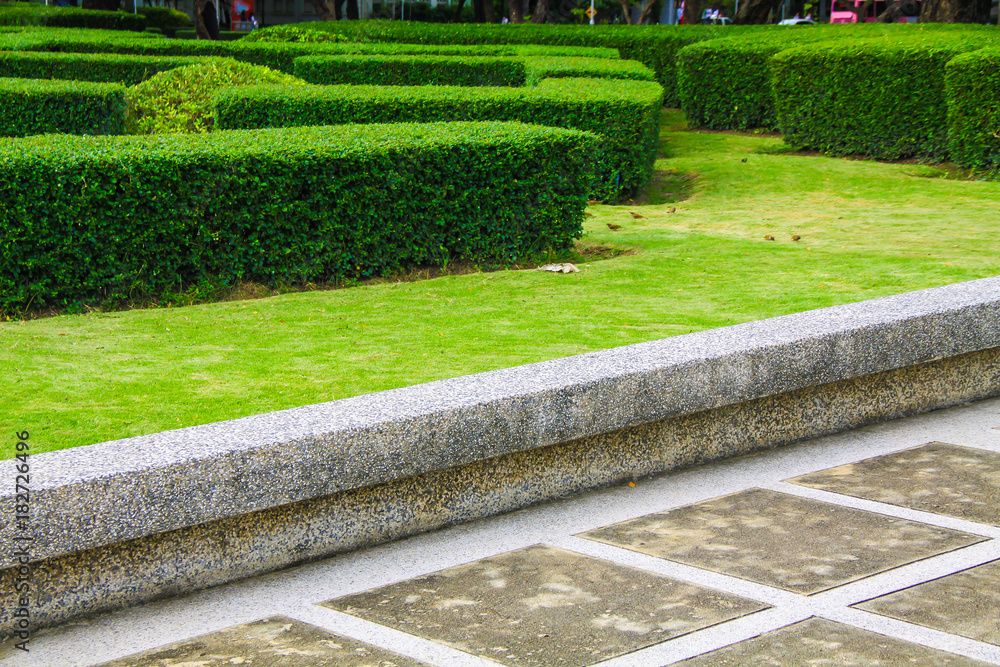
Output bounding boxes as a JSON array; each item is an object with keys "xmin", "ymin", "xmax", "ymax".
[
  {"xmin": 580, "ymin": 488, "xmax": 985, "ymax": 594},
  {"xmin": 1, "ymin": 348, "xmax": 999, "ymax": 637},
  {"xmin": 323, "ymin": 544, "xmax": 767, "ymax": 667},
  {"xmin": 672, "ymin": 617, "xmax": 993, "ymax": 666},
  {"xmin": 92, "ymin": 616, "xmax": 430, "ymax": 666},
  {"xmin": 789, "ymin": 442, "xmax": 1000, "ymax": 526},
  {"xmin": 855, "ymin": 559, "xmax": 1000, "ymax": 647},
  {"xmin": 6, "ymin": 277, "xmax": 1000, "ymax": 568}
]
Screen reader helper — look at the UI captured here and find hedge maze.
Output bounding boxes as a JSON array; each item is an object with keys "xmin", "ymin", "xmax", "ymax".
[
  {"xmin": 0, "ymin": 23, "xmax": 662, "ymax": 312},
  {"xmin": 4, "ymin": 16, "xmax": 998, "ymax": 314}
]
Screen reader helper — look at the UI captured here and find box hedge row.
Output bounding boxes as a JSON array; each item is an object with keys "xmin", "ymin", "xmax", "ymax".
[
  {"xmin": 245, "ymin": 21, "xmax": 751, "ymax": 107},
  {"xmin": 214, "ymin": 77, "xmax": 663, "ymax": 201},
  {"xmin": 771, "ymin": 33, "xmax": 997, "ymax": 160},
  {"xmin": 676, "ymin": 29, "xmax": 836, "ymax": 131},
  {"xmin": 6, "ymin": 32, "xmax": 617, "ymax": 75},
  {"xmin": 522, "ymin": 56, "xmax": 656, "ymax": 86},
  {"xmin": 0, "ymin": 50, "xmax": 210, "ymax": 86},
  {"xmin": 0, "ymin": 2, "xmax": 145, "ymax": 31},
  {"xmin": 676, "ymin": 24, "xmax": 1000, "ymax": 134},
  {"xmin": 0, "ymin": 122, "xmax": 598, "ymax": 312},
  {"xmin": 293, "ymin": 54, "xmax": 527, "ymax": 87},
  {"xmin": 945, "ymin": 47, "xmax": 1000, "ymax": 170},
  {"xmin": 136, "ymin": 6, "xmax": 190, "ymax": 37},
  {"xmin": 292, "ymin": 54, "xmax": 655, "ymax": 88},
  {"xmin": 0, "ymin": 77, "xmax": 125, "ymax": 138},
  {"xmin": 0, "ymin": 27, "xmax": 164, "ymax": 51}
]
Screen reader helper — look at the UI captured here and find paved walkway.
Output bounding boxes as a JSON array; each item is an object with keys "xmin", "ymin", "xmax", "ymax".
[{"xmin": 8, "ymin": 398, "xmax": 1000, "ymax": 667}]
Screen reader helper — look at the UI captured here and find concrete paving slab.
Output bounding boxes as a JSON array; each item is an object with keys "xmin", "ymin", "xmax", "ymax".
[
  {"xmin": 671, "ymin": 617, "xmax": 993, "ymax": 666},
  {"xmin": 92, "ymin": 616, "xmax": 430, "ymax": 667},
  {"xmin": 322, "ymin": 544, "xmax": 767, "ymax": 667},
  {"xmin": 855, "ymin": 559, "xmax": 1000, "ymax": 647},
  {"xmin": 579, "ymin": 488, "xmax": 985, "ymax": 594},
  {"xmin": 789, "ymin": 442, "xmax": 1000, "ymax": 526}
]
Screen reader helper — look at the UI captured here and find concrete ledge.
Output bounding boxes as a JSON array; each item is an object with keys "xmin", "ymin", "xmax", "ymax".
[{"xmin": 3, "ymin": 276, "xmax": 1000, "ymax": 636}]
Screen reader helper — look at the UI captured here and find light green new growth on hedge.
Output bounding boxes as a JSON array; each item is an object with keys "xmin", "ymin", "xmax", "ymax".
[
  {"xmin": 946, "ymin": 47, "xmax": 1000, "ymax": 170},
  {"xmin": 0, "ymin": 50, "xmax": 208, "ymax": 86},
  {"xmin": 0, "ymin": 122, "xmax": 597, "ymax": 312},
  {"xmin": 214, "ymin": 77, "xmax": 663, "ymax": 200},
  {"xmin": 0, "ymin": 76, "xmax": 125, "ymax": 137},
  {"xmin": 126, "ymin": 59, "xmax": 306, "ymax": 134}
]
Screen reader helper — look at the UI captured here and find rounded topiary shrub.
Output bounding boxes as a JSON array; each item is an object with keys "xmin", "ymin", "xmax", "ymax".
[{"xmin": 125, "ymin": 58, "xmax": 306, "ymax": 134}]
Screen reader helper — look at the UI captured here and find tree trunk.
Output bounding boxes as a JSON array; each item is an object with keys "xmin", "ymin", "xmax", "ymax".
[
  {"xmin": 875, "ymin": 0, "xmax": 917, "ymax": 20},
  {"xmin": 528, "ymin": 0, "xmax": 545, "ymax": 22},
  {"xmin": 306, "ymin": 0, "xmax": 336, "ymax": 20},
  {"xmin": 193, "ymin": 0, "xmax": 211, "ymax": 39},
  {"xmin": 473, "ymin": 0, "xmax": 487, "ymax": 21},
  {"xmin": 843, "ymin": 0, "xmax": 874, "ymax": 20},
  {"xmin": 637, "ymin": 0, "xmax": 658, "ymax": 23},
  {"xmin": 483, "ymin": 0, "xmax": 495, "ymax": 22},
  {"xmin": 201, "ymin": 0, "xmax": 221, "ymax": 39},
  {"xmin": 345, "ymin": 0, "xmax": 360, "ymax": 19},
  {"xmin": 82, "ymin": 0, "xmax": 121, "ymax": 9},
  {"xmin": 734, "ymin": 0, "xmax": 780, "ymax": 23},
  {"xmin": 618, "ymin": 0, "xmax": 634, "ymax": 23},
  {"xmin": 454, "ymin": 0, "xmax": 467, "ymax": 20},
  {"xmin": 919, "ymin": 0, "xmax": 990, "ymax": 21},
  {"xmin": 682, "ymin": 0, "xmax": 701, "ymax": 23}
]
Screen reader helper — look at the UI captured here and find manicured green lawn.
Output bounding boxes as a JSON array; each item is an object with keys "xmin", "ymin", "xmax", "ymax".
[{"xmin": 3, "ymin": 110, "xmax": 997, "ymax": 458}]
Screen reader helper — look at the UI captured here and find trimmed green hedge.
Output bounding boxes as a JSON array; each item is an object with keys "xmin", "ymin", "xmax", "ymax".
[
  {"xmin": 677, "ymin": 30, "xmax": 831, "ymax": 130},
  {"xmin": 245, "ymin": 21, "xmax": 742, "ymax": 106},
  {"xmin": 178, "ymin": 29, "xmax": 298, "ymax": 43},
  {"xmin": 0, "ymin": 2, "xmax": 145, "ymax": 31},
  {"xmin": 292, "ymin": 54, "xmax": 654, "ymax": 88},
  {"xmin": 215, "ymin": 77, "xmax": 663, "ymax": 200},
  {"xmin": 522, "ymin": 56, "xmax": 656, "ymax": 86},
  {"xmin": 0, "ymin": 77, "xmax": 124, "ymax": 137},
  {"xmin": 677, "ymin": 24, "xmax": 1000, "ymax": 133},
  {"xmin": 6, "ymin": 32, "xmax": 616, "ymax": 74},
  {"xmin": 0, "ymin": 122, "xmax": 597, "ymax": 312},
  {"xmin": 293, "ymin": 54, "xmax": 526, "ymax": 87},
  {"xmin": 771, "ymin": 34, "xmax": 993, "ymax": 160},
  {"xmin": 0, "ymin": 50, "xmax": 209, "ymax": 86},
  {"xmin": 0, "ymin": 27, "xmax": 164, "ymax": 52},
  {"xmin": 946, "ymin": 47, "xmax": 1000, "ymax": 170},
  {"xmin": 137, "ymin": 6, "xmax": 190, "ymax": 37}
]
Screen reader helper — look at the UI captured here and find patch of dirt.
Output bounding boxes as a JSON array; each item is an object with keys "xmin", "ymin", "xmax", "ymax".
[
  {"xmin": 633, "ymin": 170, "xmax": 697, "ymax": 206},
  {"xmin": 752, "ymin": 145, "xmax": 981, "ymax": 179},
  {"xmin": 694, "ymin": 127, "xmax": 783, "ymax": 138}
]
